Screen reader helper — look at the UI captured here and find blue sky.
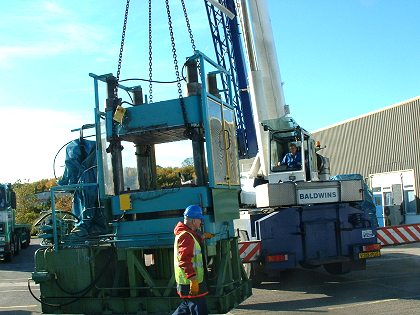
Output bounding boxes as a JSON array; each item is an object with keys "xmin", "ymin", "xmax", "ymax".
[
  {"xmin": 0, "ymin": 0, "xmax": 419, "ymax": 183},
  {"xmin": 272, "ymin": 0, "xmax": 419, "ymax": 131}
]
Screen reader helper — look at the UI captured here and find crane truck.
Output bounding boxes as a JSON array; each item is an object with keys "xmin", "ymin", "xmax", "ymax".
[
  {"xmin": 204, "ymin": 0, "xmax": 381, "ymax": 278},
  {"xmin": 0, "ymin": 183, "xmax": 31, "ymax": 262}
]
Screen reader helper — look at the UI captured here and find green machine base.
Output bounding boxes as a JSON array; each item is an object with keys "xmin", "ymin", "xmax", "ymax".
[{"xmin": 32, "ymin": 238, "xmax": 251, "ymax": 314}]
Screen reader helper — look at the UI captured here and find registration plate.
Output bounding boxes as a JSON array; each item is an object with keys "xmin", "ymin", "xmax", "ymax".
[{"xmin": 359, "ymin": 251, "xmax": 381, "ymax": 259}]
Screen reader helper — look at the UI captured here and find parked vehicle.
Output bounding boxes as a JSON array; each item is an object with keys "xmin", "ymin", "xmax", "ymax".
[
  {"xmin": 0, "ymin": 183, "xmax": 31, "ymax": 262},
  {"xmin": 202, "ymin": 0, "xmax": 381, "ymax": 277}
]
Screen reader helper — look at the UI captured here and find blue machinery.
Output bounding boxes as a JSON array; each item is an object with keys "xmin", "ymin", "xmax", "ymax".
[
  {"xmin": 32, "ymin": 51, "xmax": 251, "ymax": 314},
  {"xmin": 204, "ymin": 0, "xmax": 258, "ymax": 159}
]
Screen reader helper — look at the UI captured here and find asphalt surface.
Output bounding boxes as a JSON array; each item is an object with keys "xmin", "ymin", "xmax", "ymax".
[
  {"xmin": 1, "ymin": 239, "xmax": 420, "ymax": 314},
  {"xmin": 0, "ymin": 238, "xmax": 41, "ymax": 315},
  {"xmin": 231, "ymin": 244, "xmax": 420, "ymax": 315}
]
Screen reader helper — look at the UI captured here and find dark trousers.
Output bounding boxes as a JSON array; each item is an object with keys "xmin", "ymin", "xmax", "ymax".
[{"xmin": 172, "ymin": 297, "xmax": 208, "ymax": 315}]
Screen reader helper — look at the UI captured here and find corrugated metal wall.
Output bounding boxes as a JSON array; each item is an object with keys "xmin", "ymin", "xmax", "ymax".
[{"xmin": 312, "ymin": 97, "xmax": 420, "ymax": 213}]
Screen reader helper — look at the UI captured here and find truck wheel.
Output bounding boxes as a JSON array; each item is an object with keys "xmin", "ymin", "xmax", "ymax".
[
  {"xmin": 15, "ymin": 236, "xmax": 21, "ymax": 255},
  {"xmin": 243, "ymin": 262, "xmax": 263, "ymax": 287},
  {"xmin": 4, "ymin": 242, "xmax": 15, "ymax": 262},
  {"xmin": 4, "ymin": 252, "xmax": 12, "ymax": 262},
  {"xmin": 323, "ymin": 262, "xmax": 351, "ymax": 275},
  {"xmin": 21, "ymin": 231, "xmax": 30, "ymax": 249},
  {"xmin": 250, "ymin": 262, "xmax": 264, "ymax": 286}
]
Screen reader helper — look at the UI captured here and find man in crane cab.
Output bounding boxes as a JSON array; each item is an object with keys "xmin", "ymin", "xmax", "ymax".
[
  {"xmin": 281, "ymin": 143, "xmax": 302, "ymax": 169},
  {"xmin": 173, "ymin": 205, "xmax": 210, "ymax": 315}
]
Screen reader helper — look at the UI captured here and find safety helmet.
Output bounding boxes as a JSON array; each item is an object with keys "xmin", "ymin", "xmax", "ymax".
[{"xmin": 184, "ymin": 205, "xmax": 204, "ymax": 220}]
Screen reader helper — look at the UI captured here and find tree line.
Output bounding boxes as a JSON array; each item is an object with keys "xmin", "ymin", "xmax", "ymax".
[{"xmin": 12, "ymin": 160, "xmax": 195, "ymax": 227}]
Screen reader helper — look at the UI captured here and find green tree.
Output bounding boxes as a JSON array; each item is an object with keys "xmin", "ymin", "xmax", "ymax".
[
  {"xmin": 11, "ymin": 162, "xmax": 197, "ymax": 228},
  {"xmin": 12, "ymin": 178, "xmax": 72, "ymax": 226},
  {"xmin": 156, "ymin": 166, "xmax": 181, "ymax": 188},
  {"xmin": 13, "ymin": 181, "xmax": 47, "ymax": 226},
  {"xmin": 155, "ymin": 164, "xmax": 196, "ymax": 188},
  {"xmin": 181, "ymin": 157, "xmax": 194, "ymax": 167},
  {"xmin": 55, "ymin": 194, "xmax": 73, "ymax": 212}
]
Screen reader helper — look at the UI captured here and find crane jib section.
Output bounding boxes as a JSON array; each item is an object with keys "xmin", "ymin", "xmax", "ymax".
[{"xmin": 204, "ymin": 0, "xmax": 258, "ymax": 159}]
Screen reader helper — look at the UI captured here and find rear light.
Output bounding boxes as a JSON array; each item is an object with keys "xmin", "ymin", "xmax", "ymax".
[
  {"xmin": 266, "ymin": 254, "xmax": 288, "ymax": 263},
  {"xmin": 362, "ymin": 244, "xmax": 381, "ymax": 252}
]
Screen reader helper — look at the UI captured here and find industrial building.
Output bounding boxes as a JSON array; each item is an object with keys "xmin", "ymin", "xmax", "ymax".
[{"xmin": 312, "ymin": 96, "xmax": 420, "ymax": 227}]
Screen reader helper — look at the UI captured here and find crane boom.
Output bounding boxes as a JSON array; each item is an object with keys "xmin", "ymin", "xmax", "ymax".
[
  {"xmin": 205, "ymin": 0, "xmax": 258, "ymax": 159},
  {"xmin": 206, "ymin": 0, "xmax": 287, "ymax": 177}
]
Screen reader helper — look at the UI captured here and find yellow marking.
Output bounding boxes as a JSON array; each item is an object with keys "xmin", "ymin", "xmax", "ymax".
[
  {"xmin": 113, "ymin": 105, "xmax": 127, "ymax": 124},
  {"xmin": 120, "ymin": 193, "xmax": 132, "ymax": 211}
]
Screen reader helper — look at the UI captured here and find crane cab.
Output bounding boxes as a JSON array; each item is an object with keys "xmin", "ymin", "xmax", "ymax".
[{"xmin": 263, "ymin": 117, "xmax": 319, "ymax": 183}]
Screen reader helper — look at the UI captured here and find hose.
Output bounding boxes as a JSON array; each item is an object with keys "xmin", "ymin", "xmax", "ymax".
[{"xmin": 28, "ymin": 248, "xmax": 115, "ymax": 308}]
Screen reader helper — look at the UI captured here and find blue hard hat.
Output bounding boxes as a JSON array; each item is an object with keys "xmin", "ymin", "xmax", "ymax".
[{"xmin": 184, "ymin": 205, "xmax": 204, "ymax": 220}]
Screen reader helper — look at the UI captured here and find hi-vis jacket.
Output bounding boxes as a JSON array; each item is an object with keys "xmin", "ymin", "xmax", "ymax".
[{"xmin": 173, "ymin": 222, "xmax": 208, "ymax": 298}]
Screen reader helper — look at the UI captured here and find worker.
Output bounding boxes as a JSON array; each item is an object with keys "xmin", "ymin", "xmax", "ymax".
[
  {"xmin": 172, "ymin": 204, "xmax": 209, "ymax": 315},
  {"xmin": 281, "ymin": 143, "xmax": 302, "ymax": 169}
]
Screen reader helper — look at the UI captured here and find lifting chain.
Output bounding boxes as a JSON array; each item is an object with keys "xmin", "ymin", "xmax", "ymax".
[
  {"xmin": 148, "ymin": 0, "xmax": 153, "ymax": 103},
  {"xmin": 116, "ymin": 0, "xmax": 131, "ymax": 97},
  {"xmin": 165, "ymin": 0, "xmax": 190, "ymax": 130},
  {"xmin": 181, "ymin": 0, "xmax": 200, "ymax": 91},
  {"xmin": 180, "ymin": 0, "xmax": 196, "ymax": 52}
]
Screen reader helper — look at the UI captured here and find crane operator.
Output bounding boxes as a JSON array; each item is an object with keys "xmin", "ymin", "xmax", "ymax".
[{"xmin": 281, "ymin": 143, "xmax": 302, "ymax": 169}]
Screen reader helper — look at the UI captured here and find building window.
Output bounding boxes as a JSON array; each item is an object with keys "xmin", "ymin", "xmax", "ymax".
[
  {"xmin": 383, "ymin": 191, "xmax": 393, "ymax": 206},
  {"xmin": 372, "ymin": 187, "xmax": 381, "ymax": 193},
  {"xmin": 404, "ymin": 190, "xmax": 417, "ymax": 214}
]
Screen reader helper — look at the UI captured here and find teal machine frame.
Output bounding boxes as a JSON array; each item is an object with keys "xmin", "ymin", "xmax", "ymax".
[{"xmin": 32, "ymin": 51, "xmax": 251, "ymax": 314}]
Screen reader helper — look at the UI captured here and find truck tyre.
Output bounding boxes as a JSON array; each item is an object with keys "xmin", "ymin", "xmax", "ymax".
[
  {"xmin": 323, "ymin": 262, "xmax": 351, "ymax": 275},
  {"xmin": 4, "ymin": 252, "xmax": 12, "ymax": 262},
  {"xmin": 4, "ymin": 241, "xmax": 15, "ymax": 262},
  {"xmin": 250, "ymin": 262, "xmax": 264, "ymax": 287},
  {"xmin": 21, "ymin": 230, "xmax": 30, "ymax": 249},
  {"xmin": 243, "ymin": 262, "xmax": 263, "ymax": 287},
  {"xmin": 15, "ymin": 236, "xmax": 21, "ymax": 255}
]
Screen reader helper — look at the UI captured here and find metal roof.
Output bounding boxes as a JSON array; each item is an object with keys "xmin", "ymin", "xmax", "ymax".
[{"xmin": 312, "ymin": 96, "xmax": 420, "ymax": 133}]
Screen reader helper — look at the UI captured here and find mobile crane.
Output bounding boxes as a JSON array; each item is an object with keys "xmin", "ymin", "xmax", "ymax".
[{"xmin": 204, "ymin": 0, "xmax": 381, "ymax": 278}]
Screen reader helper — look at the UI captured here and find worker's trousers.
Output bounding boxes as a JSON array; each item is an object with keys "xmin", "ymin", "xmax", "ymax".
[{"xmin": 172, "ymin": 297, "xmax": 208, "ymax": 315}]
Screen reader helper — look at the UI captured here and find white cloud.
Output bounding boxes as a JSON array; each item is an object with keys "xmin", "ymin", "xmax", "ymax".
[
  {"xmin": 0, "ymin": 106, "xmax": 193, "ymax": 184},
  {"xmin": 0, "ymin": 108, "xmax": 86, "ymax": 183},
  {"xmin": 42, "ymin": 1, "xmax": 69, "ymax": 15},
  {"xmin": 155, "ymin": 141, "xmax": 193, "ymax": 167}
]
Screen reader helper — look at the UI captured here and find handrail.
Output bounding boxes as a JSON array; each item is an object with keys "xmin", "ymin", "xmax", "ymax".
[{"xmin": 50, "ymin": 183, "xmax": 97, "ymax": 252}]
